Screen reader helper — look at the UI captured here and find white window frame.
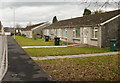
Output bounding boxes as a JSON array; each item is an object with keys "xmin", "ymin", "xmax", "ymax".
[
  {"xmin": 46, "ymin": 29, "xmax": 49, "ymax": 35},
  {"xmin": 73, "ymin": 28, "xmax": 80, "ymax": 38},
  {"xmin": 54, "ymin": 29, "xmax": 57, "ymax": 36},
  {"xmin": 62, "ymin": 28, "xmax": 67, "ymax": 37},
  {"xmin": 57, "ymin": 29, "xmax": 61, "ymax": 37},
  {"xmin": 92, "ymin": 27, "xmax": 98, "ymax": 39},
  {"xmin": 50, "ymin": 29, "xmax": 54, "ymax": 35},
  {"xmin": 73, "ymin": 28, "xmax": 76, "ymax": 38}
]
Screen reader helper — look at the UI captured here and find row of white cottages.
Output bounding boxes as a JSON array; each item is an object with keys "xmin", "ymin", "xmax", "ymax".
[
  {"xmin": 43, "ymin": 9, "xmax": 120, "ymax": 48},
  {"xmin": 20, "ymin": 9, "xmax": 120, "ymax": 48},
  {"xmin": 43, "ymin": 26, "xmax": 99, "ymax": 46}
]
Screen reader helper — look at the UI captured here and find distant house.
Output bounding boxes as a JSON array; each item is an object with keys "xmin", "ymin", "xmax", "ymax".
[
  {"xmin": 21, "ymin": 22, "xmax": 50, "ymax": 38},
  {"xmin": 4, "ymin": 27, "xmax": 14, "ymax": 35},
  {"xmin": 43, "ymin": 9, "xmax": 120, "ymax": 48},
  {"xmin": 15, "ymin": 28, "xmax": 25, "ymax": 35},
  {"xmin": 1, "ymin": 22, "xmax": 19, "ymax": 35}
]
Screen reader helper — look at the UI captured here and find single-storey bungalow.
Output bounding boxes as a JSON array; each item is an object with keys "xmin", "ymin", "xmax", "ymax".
[
  {"xmin": 43, "ymin": 9, "xmax": 120, "ymax": 48},
  {"xmin": 21, "ymin": 22, "xmax": 50, "ymax": 38},
  {"xmin": 15, "ymin": 28, "xmax": 25, "ymax": 35},
  {"xmin": 4, "ymin": 27, "xmax": 15, "ymax": 36}
]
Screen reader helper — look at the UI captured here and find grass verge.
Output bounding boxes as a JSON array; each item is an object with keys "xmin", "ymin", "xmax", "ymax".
[
  {"xmin": 36, "ymin": 55, "xmax": 120, "ymax": 81},
  {"xmin": 24, "ymin": 47, "xmax": 109, "ymax": 57},
  {"xmin": 14, "ymin": 36, "xmax": 71, "ymax": 46},
  {"xmin": 14, "ymin": 36, "xmax": 54, "ymax": 46}
]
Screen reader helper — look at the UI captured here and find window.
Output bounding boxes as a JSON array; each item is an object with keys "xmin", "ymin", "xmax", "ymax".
[
  {"xmin": 92, "ymin": 27, "xmax": 98, "ymax": 38},
  {"xmin": 49, "ymin": 29, "xmax": 54, "ymax": 35},
  {"xmin": 49, "ymin": 29, "xmax": 51, "ymax": 35},
  {"xmin": 62, "ymin": 28, "xmax": 67, "ymax": 37},
  {"xmin": 46, "ymin": 29, "xmax": 49, "ymax": 35},
  {"xmin": 54, "ymin": 29, "xmax": 57, "ymax": 36},
  {"xmin": 73, "ymin": 28, "xmax": 75, "ymax": 38},
  {"xmin": 73, "ymin": 28, "xmax": 80, "ymax": 38},
  {"xmin": 58, "ymin": 29, "xmax": 61, "ymax": 37},
  {"xmin": 76, "ymin": 28, "xmax": 80, "ymax": 38}
]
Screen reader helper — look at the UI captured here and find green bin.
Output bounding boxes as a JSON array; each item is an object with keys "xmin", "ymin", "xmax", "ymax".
[
  {"xmin": 110, "ymin": 39, "xmax": 117, "ymax": 51},
  {"xmin": 54, "ymin": 37, "xmax": 60, "ymax": 46},
  {"xmin": 45, "ymin": 35, "xmax": 49, "ymax": 42}
]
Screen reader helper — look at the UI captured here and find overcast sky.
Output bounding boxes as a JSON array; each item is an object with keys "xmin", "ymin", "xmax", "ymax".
[{"xmin": 0, "ymin": 0, "xmax": 119, "ymax": 27}]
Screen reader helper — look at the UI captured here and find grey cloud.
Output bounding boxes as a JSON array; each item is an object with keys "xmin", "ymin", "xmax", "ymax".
[
  {"xmin": 1, "ymin": 2, "xmax": 119, "ymax": 9},
  {"xmin": 1, "ymin": 2, "xmax": 79, "ymax": 9},
  {"xmin": 1, "ymin": 1, "xmax": 119, "ymax": 27}
]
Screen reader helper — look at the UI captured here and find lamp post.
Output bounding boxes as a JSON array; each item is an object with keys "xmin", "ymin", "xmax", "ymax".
[{"xmin": 10, "ymin": 7, "xmax": 16, "ymax": 39}]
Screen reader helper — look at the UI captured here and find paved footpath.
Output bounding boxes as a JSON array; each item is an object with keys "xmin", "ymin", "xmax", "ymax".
[
  {"xmin": 31, "ymin": 52, "xmax": 119, "ymax": 60},
  {"xmin": 22, "ymin": 44, "xmax": 85, "ymax": 48},
  {"xmin": 2, "ymin": 36, "xmax": 52, "ymax": 82},
  {"xmin": 22, "ymin": 46, "xmax": 67, "ymax": 48}
]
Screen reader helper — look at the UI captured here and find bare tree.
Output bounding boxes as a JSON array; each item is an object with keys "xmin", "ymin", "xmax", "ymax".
[{"xmin": 92, "ymin": 10, "xmax": 105, "ymax": 14}]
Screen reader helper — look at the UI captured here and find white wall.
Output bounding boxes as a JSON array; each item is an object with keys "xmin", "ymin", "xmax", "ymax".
[
  {"xmin": 5, "ymin": 32, "xmax": 11, "ymax": 35},
  {"xmin": 22, "ymin": 31, "xmax": 32, "ymax": 38},
  {"xmin": 43, "ymin": 26, "xmax": 100, "ymax": 47},
  {"xmin": 57, "ymin": 29, "xmax": 61, "ymax": 37},
  {"xmin": 87, "ymin": 27, "xmax": 99, "ymax": 47}
]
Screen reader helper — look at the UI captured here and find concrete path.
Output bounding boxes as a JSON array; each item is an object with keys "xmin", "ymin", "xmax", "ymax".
[
  {"xmin": 22, "ymin": 44, "xmax": 87, "ymax": 48},
  {"xmin": 2, "ymin": 36, "xmax": 52, "ymax": 82},
  {"xmin": 31, "ymin": 52, "xmax": 119, "ymax": 60},
  {"xmin": 22, "ymin": 46, "xmax": 67, "ymax": 48}
]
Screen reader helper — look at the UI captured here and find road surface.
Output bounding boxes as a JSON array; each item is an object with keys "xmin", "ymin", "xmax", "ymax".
[{"xmin": 2, "ymin": 36, "xmax": 52, "ymax": 82}]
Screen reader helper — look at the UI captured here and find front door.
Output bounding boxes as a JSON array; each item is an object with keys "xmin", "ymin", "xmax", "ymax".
[{"xmin": 83, "ymin": 28, "xmax": 88, "ymax": 44}]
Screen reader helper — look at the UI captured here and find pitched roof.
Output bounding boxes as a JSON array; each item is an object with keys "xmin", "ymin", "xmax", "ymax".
[
  {"xmin": 23, "ymin": 22, "xmax": 45, "ymax": 31},
  {"xmin": 46, "ymin": 9, "xmax": 120, "ymax": 29},
  {"xmin": 4, "ymin": 28, "xmax": 14, "ymax": 32}
]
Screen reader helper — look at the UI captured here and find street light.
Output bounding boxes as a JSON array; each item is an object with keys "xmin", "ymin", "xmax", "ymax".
[{"xmin": 10, "ymin": 7, "xmax": 16, "ymax": 39}]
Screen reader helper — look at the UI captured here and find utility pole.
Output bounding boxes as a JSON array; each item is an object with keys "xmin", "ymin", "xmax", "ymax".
[
  {"xmin": 13, "ymin": 7, "xmax": 16, "ymax": 39},
  {"xmin": 10, "ymin": 7, "xmax": 16, "ymax": 39}
]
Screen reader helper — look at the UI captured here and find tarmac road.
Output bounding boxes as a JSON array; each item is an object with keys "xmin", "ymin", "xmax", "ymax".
[{"xmin": 2, "ymin": 36, "xmax": 53, "ymax": 82}]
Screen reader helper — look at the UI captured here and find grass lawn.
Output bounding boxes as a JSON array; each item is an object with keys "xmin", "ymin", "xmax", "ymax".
[
  {"xmin": 118, "ymin": 48, "xmax": 120, "ymax": 51},
  {"xmin": 36, "ymin": 55, "xmax": 120, "ymax": 81},
  {"xmin": 14, "ymin": 36, "xmax": 54, "ymax": 46},
  {"xmin": 14, "ymin": 36, "xmax": 71, "ymax": 46},
  {"xmin": 24, "ymin": 47, "xmax": 109, "ymax": 57}
]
